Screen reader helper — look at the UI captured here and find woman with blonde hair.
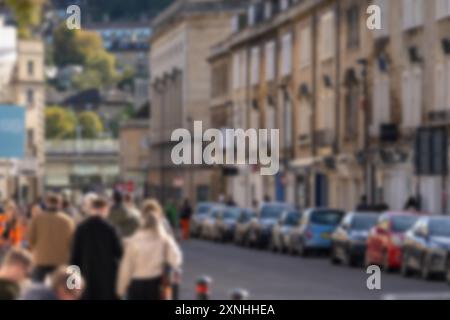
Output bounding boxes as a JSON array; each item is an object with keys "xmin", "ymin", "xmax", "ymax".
[{"xmin": 117, "ymin": 199, "xmax": 182, "ymax": 300}]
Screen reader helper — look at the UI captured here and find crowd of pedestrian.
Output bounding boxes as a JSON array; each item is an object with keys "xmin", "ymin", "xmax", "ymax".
[{"xmin": 0, "ymin": 190, "xmax": 184, "ymax": 300}]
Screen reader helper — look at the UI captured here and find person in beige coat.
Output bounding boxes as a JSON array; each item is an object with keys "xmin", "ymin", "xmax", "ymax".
[
  {"xmin": 28, "ymin": 193, "xmax": 75, "ymax": 283},
  {"xmin": 117, "ymin": 199, "xmax": 182, "ymax": 300}
]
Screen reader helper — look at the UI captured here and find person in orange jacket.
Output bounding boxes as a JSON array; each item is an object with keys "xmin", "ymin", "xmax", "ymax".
[{"xmin": 1, "ymin": 200, "xmax": 24, "ymax": 248}]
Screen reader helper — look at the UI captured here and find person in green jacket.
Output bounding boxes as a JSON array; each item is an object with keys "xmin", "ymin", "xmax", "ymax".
[{"xmin": 164, "ymin": 200, "xmax": 179, "ymax": 230}]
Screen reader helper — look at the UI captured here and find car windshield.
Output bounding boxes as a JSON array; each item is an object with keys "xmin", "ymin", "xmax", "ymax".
[
  {"xmin": 310, "ymin": 210, "xmax": 344, "ymax": 226},
  {"xmin": 241, "ymin": 211, "xmax": 255, "ymax": 222},
  {"xmin": 261, "ymin": 204, "xmax": 291, "ymax": 219},
  {"xmin": 223, "ymin": 208, "xmax": 240, "ymax": 220},
  {"xmin": 351, "ymin": 215, "xmax": 379, "ymax": 231},
  {"xmin": 429, "ymin": 218, "xmax": 450, "ymax": 237},
  {"xmin": 196, "ymin": 204, "xmax": 212, "ymax": 215},
  {"xmin": 285, "ymin": 212, "xmax": 301, "ymax": 226},
  {"xmin": 391, "ymin": 215, "xmax": 419, "ymax": 232},
  {"xmin": 210, "ymin": 208, "xmax": 222, "ymax": 218}
]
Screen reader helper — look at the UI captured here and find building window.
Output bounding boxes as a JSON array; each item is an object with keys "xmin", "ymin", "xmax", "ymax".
[
  {"xmin": 299, "ymin": 27, "xmax": 311, "ymax": 68},
  {"xmin": 346, "ymin": 5, "xmax": 360, "ymax": 49},
  {"xmin": 281, "ymin": 32, "xmax": 292, "ymax": 77},
  {"xmin": 26, "ymin": 89, "xmax": 34, "ymax": 105},
  {"xmin": 266, "ymin": 102, "xmax": 276, "ymax": 130},
  {"xmin": 250, "ymin": 46, "xmax": 260, "ymax": 85},
  {"xmin": 248, "ymin": 4, "xmax": 256, "ymax": 26},
  {"xmin": 436, "ymin": 0, "xmax": 450, "ymax": 20},
  {"xmin": 283, "ymin": 93, "xmax": 292, "ymax": 148},
  {"xmin": 318, "ymin": 89, "xmax": 335, "ymax": 131},
  {"xmin": 402, "ymin": 0, "xmax": 423, "ymax": 31},
  {"xmin": 27, "ymin": 129, "xmax": 34, "ymax": 149},
  {"xmin": 401, "ymin": 67, "xmax": 423, "ymax": 128},
  {"xmin": 372, "ymin": 70, "xmax": 391, "ymax": 136},
  {"xmin": 27, "ymin": 60, "xmax": 34, "ymax": 76},
  {"xmin": 373, "ymin": 0, "xmax": 390, "ymax": 38},
  {"xmin": 232, "ymin": 53, "xmax": 240, "ymax": 89},
  {"xmin": 345, "ymin": 85, "xmax": 359, "ymax": 140},
  {"xmin": 250, "ymin": 102, "xmax": 260, "ymax": 130},
  {"xmin": 265, "ymin": 41, "xmax": 276, "ymax": 81},
  {"xmin": 299, "ymin": 99, "xmax": 311, "ymax": 143},
  {"xmin": 319, "ymin": 11, "xmax": 335, "ymax": 61},
  {"xmin": 433, "ymin": 62, "xmax": 450, "ymax": 111}
]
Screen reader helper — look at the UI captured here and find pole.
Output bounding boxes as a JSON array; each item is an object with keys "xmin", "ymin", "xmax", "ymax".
[{"xmin": 196, "ymin": 276, "xmax": 212, "ymax": 300}]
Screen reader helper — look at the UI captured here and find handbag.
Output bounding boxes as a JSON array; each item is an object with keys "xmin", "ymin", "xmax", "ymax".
[{"xmin": 160, "ymin": 240, "xmax": 173, "ymax": 300}]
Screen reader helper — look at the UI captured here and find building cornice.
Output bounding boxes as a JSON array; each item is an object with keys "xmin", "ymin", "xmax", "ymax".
[{"xmin": 209, "ymin": 0, "xmax": 326, "ymax": 60}]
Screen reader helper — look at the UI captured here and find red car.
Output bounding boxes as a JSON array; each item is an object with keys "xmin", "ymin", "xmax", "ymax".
[{"xmin": 365, "ymin": 212, "xmax": 421, "ymax": 270}]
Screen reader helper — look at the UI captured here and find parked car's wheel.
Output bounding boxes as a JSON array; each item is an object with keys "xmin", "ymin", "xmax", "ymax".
[
  {"xmin": 364, "ymin": 251, "xmax": 372, "ymax": 268},
  {"xmin": 401, "ymin": 251, "xmax": 413, "ymax": 278},
  {"xmin": 446, "ymin": 259, "xmax": 450, "ymax": 284},
  {"xmin": 421, "ymin": 254, "xmax": 433, "ymax": 281},
  {"xmin": 330, "ymin": 244, "xmax": 340, "ymax": 265},
  {"xmin": 297, "ymin": 238, "xmax": 309, "ymax": 257},
  {"xmin": 382, "ymin": 250, "xmax": 392, "ymax": 272},
  {"xmin": 346, "ymin": 248, "xmax": 358, "ymax": 267},
  {"xmin": 269, "ymin": 237, "xmax": 277, "ymax": 253}
]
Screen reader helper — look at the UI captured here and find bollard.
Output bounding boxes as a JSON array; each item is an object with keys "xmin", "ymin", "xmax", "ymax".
[
  {"xmin": 196, "ymin": 276, "xmax": 212, "ymax": 300},
  {"xmin": 172, "ymin": 268, "xmax": 182, "ymax": 300},
  {"xmin": 230, "ymin": 288, "xmax": 249, "ymax": 300}
]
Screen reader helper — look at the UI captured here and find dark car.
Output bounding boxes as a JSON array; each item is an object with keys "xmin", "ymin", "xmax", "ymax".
[
  {"xmin": 213, "ymin": 206, "xmax": 242, "ymax": 242},
  {"xmin": 234, "ymin": 209, "xmax": 257, "ymax": 245},
  {"xmin": 289, "ymin": 208, "xmax": 345, "ymax": 256},
  {"xmin": 270, "ymin": 210, "xmax": 302, "ymax": 253},
  {"xmin": 190, "ymin": 202, "xmax": 218, "ymax": 238},
  {"xmin": 402, "ymin": 216, "xmax": 450, "ymax": 280},
  {"xmin": 247, "ymin": 202, "xmax": 295, "ymax": 249},
  {"xmin": 330, "ymin": 212, "xmax": 379, "ymax": 266}
]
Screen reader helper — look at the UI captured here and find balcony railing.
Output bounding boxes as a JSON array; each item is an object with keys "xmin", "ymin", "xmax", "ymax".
[{"xmin": 46, "ymin": 139, "xmax": 119, "ymax": 155}]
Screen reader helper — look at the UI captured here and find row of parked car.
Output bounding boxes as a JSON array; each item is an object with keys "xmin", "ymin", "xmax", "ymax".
[{"xmin": 191, "ymin": 202, "xmax": 450, "ymax": 284}]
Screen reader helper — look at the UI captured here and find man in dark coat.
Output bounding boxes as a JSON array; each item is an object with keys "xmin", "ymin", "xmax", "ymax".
[{"xmin": 70, "ymin": 196, "xmax": 123, "ymax": 300}]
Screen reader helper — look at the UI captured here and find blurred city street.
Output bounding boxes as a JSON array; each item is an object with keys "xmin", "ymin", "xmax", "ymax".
[{"xmin": 180, "ymin": 240, "xmax": 450, "ymax": 300}]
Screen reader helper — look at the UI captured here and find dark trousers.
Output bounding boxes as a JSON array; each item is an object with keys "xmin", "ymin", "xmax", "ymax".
[
  {"xmin": 127, "ymin": 277, "xmax": 162, "ymax": 300},
  {"xmin": 32, "ymin": 266, "xmax": 56, "ymax": 283}
]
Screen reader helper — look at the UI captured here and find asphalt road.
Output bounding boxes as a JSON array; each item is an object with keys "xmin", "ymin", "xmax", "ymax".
[{"xmin": 179, "ymin": 240, "xmax": 450, "ymax": 300}]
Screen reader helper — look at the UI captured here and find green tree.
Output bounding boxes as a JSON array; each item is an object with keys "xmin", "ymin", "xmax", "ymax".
[
  {"xmin": 52, "ymin": 24, "xmax": 84, "ymax": 67},
  {"xmin": 5, "ymin": 0, "xmax": 46, "ymax": 38},
  {"xmin": 78, "ymin": 111, "xmax": 104, "ymax": 138},
  {"xmin": 52, "ymin": 25, "xmax": 118, "ymax": 89},
  {"xmin": 45, "ymin": 106, "xmax": 77, "ymax": 139}
]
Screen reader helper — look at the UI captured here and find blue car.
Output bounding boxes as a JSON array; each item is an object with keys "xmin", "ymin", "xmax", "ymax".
[
  {"xmin": 402, "ymin": 215, "xmax": 450, "ymax": 280},
  {"xmin": 288, "ymin": 208, "xmax": 345, "ymax": 256}
]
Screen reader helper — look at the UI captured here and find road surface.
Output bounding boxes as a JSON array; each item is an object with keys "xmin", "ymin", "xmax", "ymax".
[{"xmin": 179, "ymin": 240, "xmax": 450, "ymax": 300}]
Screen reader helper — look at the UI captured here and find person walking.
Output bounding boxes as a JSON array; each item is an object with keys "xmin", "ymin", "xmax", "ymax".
[
  {"xmin": 117, "ymin": 200, "xmax": 182, "ymax": 300},
  {"xmin": 123, "ymin": 193, "xmax": 141, "ymax": 220},
  {"xmin": 164, "ymin": 199, "xmax": 178, "ymax": 230},
  {"xmin": 179, "ymin": 199, "xmax": 192, "ymax": 240},
  {"xmin": 108, "ymin": 190, "xmax": 139, "ymax": 238},
  {"xmin": 0, "ymin": 248, "xmax": 33, "ymax": 300},
  {"xmin": 28, "ymin": 193, "xmax": 75, "ymax": 283},
  {"xmin": 70, "ymin": 196, "xmax": 123, "ymax": 300},
  {"xmin": 1, "ymin": 200, "xmax": 25, "ymax": 248}
]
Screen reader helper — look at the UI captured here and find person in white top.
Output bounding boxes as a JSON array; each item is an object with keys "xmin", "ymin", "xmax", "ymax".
[{"xmin": 116, "ymin": 199, "xmax": 182, "ymax": 300}]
